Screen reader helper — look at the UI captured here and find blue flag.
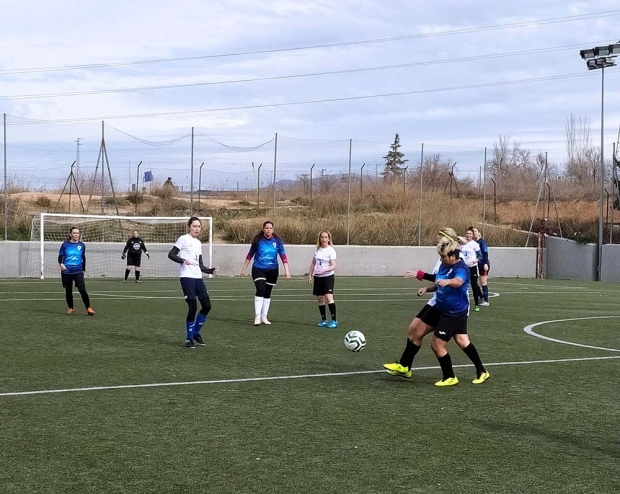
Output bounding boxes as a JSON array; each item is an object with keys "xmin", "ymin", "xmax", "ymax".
[{"xmin": 144, "ymin": 171, "xmax": 153, "ymax": 182}]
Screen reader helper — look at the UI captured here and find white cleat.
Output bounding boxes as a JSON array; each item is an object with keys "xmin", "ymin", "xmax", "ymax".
[
  {"xmin": 254, "ymin": 316, "xmax": 261, "ymax": 326},
  {"xmin": 479, "ymin": 301, "xmax": 490, "ymax": 307},
  {"xmin": 261, "ymin": 318, "xmax": 272, "ymax": 325}
]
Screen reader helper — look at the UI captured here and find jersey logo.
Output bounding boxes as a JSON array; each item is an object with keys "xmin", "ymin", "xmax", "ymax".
[
  {"xmin": 77, "ymin": 245, "xmax": 82, "ymax": 250},
  {"xmin": 272, "ymin": 242, "xmax": 277, "ymax": 248}
]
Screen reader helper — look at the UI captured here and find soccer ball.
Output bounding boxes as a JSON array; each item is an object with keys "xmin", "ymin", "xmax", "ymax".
[{"xmin": 344, "ymin": 331, "xmax": 366, "ymax": 352}]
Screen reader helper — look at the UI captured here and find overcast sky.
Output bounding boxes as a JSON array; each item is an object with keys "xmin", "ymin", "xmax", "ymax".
[{"xmin": 1, "ymin": 0, "xmax": 619, "ymax": 190}]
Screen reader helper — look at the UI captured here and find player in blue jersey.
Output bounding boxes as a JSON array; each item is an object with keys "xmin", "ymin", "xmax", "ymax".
[
  {"xmin": 472, "ymin": 227, "xmax": 490, "ymax": 306},
  {"xmin": 240, "ymin": 221, "xmax": 291, "ymax": 326},
  {"xmin": 383, "ymin": 227, "xmax": 462, "ymax": 378},
  {"xmin": 420, "ymin": 237, "xmax": 489, "ymax": 386},
  {"xmin": 168, "ymin": 217, "xmax": 217, "ymax": 348},
  {"xmin": 58, "ymin": 227, "xmax": 95, "ymax": 316}
]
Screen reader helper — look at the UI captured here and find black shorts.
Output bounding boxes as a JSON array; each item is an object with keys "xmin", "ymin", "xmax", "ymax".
[
  {"xmin": 252, "ymin": 266, "xmax": 279, "ymax": 286},
  {"xmin": 126, "ymin": 255, "xmax": 141, "ymax": 267},
  {"xmin": 61, "ymin": 272, "xmax": 85, "ymax": 289},
  {"xmin": 313, "ymin": 274, "xmax": 335, "ymax": 296},
  {"xmin": 415, "ymin": 304, "xmax": 441, "ymax": 328},
  {"xmin": 434, "ymin": 313, "xmax": 468, "ymax": 342},
  {"xmin": 180, "ymin": 277, "xmax": 208, "ymax": 301}
]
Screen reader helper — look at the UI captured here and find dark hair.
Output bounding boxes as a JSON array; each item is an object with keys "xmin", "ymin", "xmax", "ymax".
[
  {"xmin": 187, "ymin": 217, "xmax": 201, "ymax": 227},
  {"xmin": 466, "ymin": 227, "xmax": 475, "ymax": 234},
  {"xmin": 250, "ymin": 220, "xmax": 280, "ymax": 248},
  {"xmin": 68, "ymin": 227, "xmax": 80, "ymax": 240}
]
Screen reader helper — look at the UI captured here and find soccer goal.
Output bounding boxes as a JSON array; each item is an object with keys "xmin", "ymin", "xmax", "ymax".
[{"xmin": 26, "ymin": 213, "xmax": 213, "ymax": 279}]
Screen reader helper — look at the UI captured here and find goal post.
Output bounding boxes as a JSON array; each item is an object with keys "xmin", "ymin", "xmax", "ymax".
[{"xmin": 27, "ymin": 213, "xmax": 213, "ymax": 279}]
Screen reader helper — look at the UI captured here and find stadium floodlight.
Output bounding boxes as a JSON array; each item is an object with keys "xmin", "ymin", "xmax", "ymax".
[{"xmin": 579, "ymin": 44, "xmax": 618, "ymax": 281}]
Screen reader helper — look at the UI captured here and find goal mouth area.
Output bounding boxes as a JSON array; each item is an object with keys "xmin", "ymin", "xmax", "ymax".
[{"xmin": 27, "ymin": 214, "xmax": 213, "ymax": 279}]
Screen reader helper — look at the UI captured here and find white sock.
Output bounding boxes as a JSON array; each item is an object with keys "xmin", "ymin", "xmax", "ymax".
[
  {"xmin": 254, "ymin": 296, "xmax": 264, "ymax": 317},
  {"xmin": 261, "ymin": 298, "xmax": 271, "ymax": 319}
]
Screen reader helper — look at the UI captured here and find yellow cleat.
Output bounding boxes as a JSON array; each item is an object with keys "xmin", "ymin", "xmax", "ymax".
[
  {"xmin": 435, "ymin": 377, "xmax": 459, "ymax": 387},
  {"xmin": 472, "ymin": 371, "xmax": 490, "ymax": 384},
  {"xmin": 383, "ymin": 362, "xmax": 411, "ymax": 378}
]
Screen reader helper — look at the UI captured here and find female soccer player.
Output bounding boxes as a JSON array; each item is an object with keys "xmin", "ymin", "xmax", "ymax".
[
  {"xmin": 58, "ymin": 227, "xmax": 95, "ymax": 316},
  {"xmin": 168, "ymin": 217, "xmax": 217, "ymax": 348},
  {"xmin": 121, "ymin": 230, "xmax": 150, "ymax": 283},
  {"xmin": 421, "ymin": 237, "xmax": 490, "ymax": 386},
  {"xmin": 240, "ymin": 220, "xmax": 291, "ymax": 326},
  {"xmin": 472, "ymin": 227, "xmax": 490, "ymax": 306},
  {"xmin": 308, "ymin": 231, "xmax": 338, "ymax": 328},
  {"xmin": 461, "ymin": 227, "xmax": 483, "ymax": 311},
  {"xmin": 383, "ymin": 227, "xmax": 461, "ymax": 378}
]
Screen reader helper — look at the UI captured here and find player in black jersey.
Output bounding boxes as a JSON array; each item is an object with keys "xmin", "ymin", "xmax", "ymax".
[{"xmin": 122, "ymin": 230, "xmax": 150, "ymax": 283}]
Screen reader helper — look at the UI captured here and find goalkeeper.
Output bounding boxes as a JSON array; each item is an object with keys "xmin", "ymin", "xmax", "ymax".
[{"xmin": 122, "ymin": 230, "xmax": 150, "ymax": 283}]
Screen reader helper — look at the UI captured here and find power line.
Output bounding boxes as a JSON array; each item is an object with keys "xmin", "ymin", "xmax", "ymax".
[
  {"xmin": 10, "ymin": 69, "xmax": 617, "ymax": 124},
  {"xmin": 2, "ymin": 40, "xmax": 617, "ymax": 102},
  {"xmin": 0, "ymin": 10, "xmax": 618, "ymax": 76}
]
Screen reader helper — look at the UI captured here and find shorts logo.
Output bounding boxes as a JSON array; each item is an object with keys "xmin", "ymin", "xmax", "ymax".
[{"xmin": 438, "ymin": 331, "xmax": 446, "ymax": 335}]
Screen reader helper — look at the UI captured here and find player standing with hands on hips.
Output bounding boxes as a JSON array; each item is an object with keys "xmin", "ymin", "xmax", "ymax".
[
  {"xmin": 308, "ymin": 231, "xmax": 338, "ymax": 328},
  {"xmin": 240, "ymin": 221, "xmax": 291, "ymax": 326},
  {"xmin": 59, "ymin": 227, "xmax": 95, "ymax": 316},
  {"xmin": 121, "ymin": 230, "xmax": 150, "ymax": 283},
  {"xmin": 168, "ymin": 217, "xmax": 217, "ymax": 348}
]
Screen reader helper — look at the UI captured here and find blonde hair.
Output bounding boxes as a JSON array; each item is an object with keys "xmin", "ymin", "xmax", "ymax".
[
  {"xmin": 438, "ymin": 227, "xmax": 466, "ymax": 245},
  {"xmin": 437, "ymin": 237, "xmax": 460, "ymax": 258},
  {"xmin": 316, "ymin": 231, "xmax": 333, "ymax": 249}
]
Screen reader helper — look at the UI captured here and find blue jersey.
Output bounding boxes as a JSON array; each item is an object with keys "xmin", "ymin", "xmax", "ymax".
[
  {"xmin": 435, "ymin": 259, "xmax": 470, "ymax": 315},
  {"xmin": 248, "ymin": 237, "xmax": 286, "ymax": 271},
  {"xmin": 476, "ymin": 238, "xmax": 489, "ymax": 266},
  {"xmin": 59, "ymin": 241, "xmax": 86, "ymax": 274}
]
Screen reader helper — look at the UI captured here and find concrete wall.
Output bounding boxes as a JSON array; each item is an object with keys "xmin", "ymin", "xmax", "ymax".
[
  {"xmin": 601, "ymin": 244, "xmax": 620, "ymax": 282},
  {"xmin": 544, "ymin": 236, "xmax": 598, "ymax": 281},
  {"xmin": 0, "ymin": 242, "xmax": 537, "ymax": 279}
]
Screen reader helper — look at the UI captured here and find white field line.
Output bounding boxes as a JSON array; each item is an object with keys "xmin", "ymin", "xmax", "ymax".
[
  {"xmin": 524, "ymin": 316, "xmax": 620, "ymax": 352},
  {"xmin": 0, "ymin": 355, "xmax": 618, "ymax": 398}
]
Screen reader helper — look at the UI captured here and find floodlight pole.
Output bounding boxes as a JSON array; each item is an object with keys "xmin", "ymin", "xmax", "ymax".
[
  {"xmin": 310, "ymin": 163, "xmax": 315, "ymax": 206},
  {"xmin": 198, "ymin": 162, "xmax": 205, "ymax": 208},
  {"xmin": 598, "ymin": 66, "xmax": 605, "ymax": 281}
]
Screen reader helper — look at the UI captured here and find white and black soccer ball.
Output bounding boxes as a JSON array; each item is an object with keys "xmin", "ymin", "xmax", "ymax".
[{"xmin": 344, "ymin": 331, "xmax": 366, "ymax": 352}]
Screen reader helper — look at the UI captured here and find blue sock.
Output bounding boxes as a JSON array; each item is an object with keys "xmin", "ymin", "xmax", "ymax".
[
  {"xmin": 186, "ymin": 321, "xmax": 194, "ymax": 341},
  {"xmin": 194, "ymin": 312, "xmax": 207, "ymax": 335},
  {"xmin": 482, "ymin": 286, "xmax": 489, "ymax": 302}
]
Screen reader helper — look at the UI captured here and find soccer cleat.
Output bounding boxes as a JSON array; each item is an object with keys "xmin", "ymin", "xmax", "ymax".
[
  {"xmin": 135, "ymin": 280, "xmax": 140, "ymax": 283},
  {"xmin": 317, "ymin": 320, "xmax": 328, "ymax": 327},
  {"xmin": 327, "ymin": 321, "xmax": 339, "ymax": 329},
  {"xmin": 66, "ymin": 308, "xmax": 75, "ymax": 315},
  {"xmin": 193, "ymin": 333, "xmax": 206, "ymax": 347},
  {"xmin": 474, "ymin": 306, "xmax": 480, "ymax": 312},
  {"xmin": 261, "ymin": 318, "xmax": 272, "ymax": 325},
  {"xmin": 435, "ymin": 377, "xmax": 459, "ymax": 387},
  {"xmin": 472, "ymin": 371, "xmax": 490, "ymax": 384},
  {"xmin": 86, "ymin": 307, "xmax": 95, "ymax": 316},
  {"xmin": 123, "ymin": 279, "xmax": 127, "ymax": 283},
  {"xmin": 254, "ymin": 316, "xmax": 261, "ymax": 326},
  {"xmin": 185, "ymin": 339, "xmax": 196, "ymax": 348},
  {"xmin": 383, "ymin": 362, "xmax": 411, "ymax": 377},
  {"xmin": 479, "ymin": 301, "xmax": 489, "ymax": 307},
  {"xmin": 386, "ymin": 368, "xmax": 412, "ymax": 378}
]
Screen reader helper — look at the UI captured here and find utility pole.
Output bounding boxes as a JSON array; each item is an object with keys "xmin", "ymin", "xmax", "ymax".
[{"xmin": 75, "ymin": 138, "xmax": 81, "ymax": 182}]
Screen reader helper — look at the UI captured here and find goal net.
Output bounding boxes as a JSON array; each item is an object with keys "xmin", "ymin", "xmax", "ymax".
[{"xmin": 26, "ymin": 213, "xmax": 213, "ymax": 279}]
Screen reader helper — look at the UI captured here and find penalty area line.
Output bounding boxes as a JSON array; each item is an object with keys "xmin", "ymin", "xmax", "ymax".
[{"xmin": 0, "ymin": 355, "xmax": 618, "ymax": 398}]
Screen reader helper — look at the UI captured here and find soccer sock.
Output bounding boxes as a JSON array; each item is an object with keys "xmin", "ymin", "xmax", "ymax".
[
  {"xmin": 462, "ymin": 343, "xmax": 486, "ymax": 375},
  {"xmin": 261, "ymin": 298, "xmax": 271, "ymax": 319},
  {"xmin": 399, "ymin": 339, "xmax": 421, "ymax": 368},
  {"xmin": 185, "ymin": 321, "xmax": 194, "ymax": 341},
  {"xmin": 437, "ymin": 353, "xmax": 455, "ymax": 379},
  {"xmin": 482, "ymin": 285, "xmax": 489, "ymax": 302},
  {"xmin": 135, "ymin": 270, "xmax": 140, "ymax": 281},
  {"xmin": 194, "ymin": 312, "xmax": 207, "ymax": 335},
  {"xmin": 254, "ymin": 296, "xmax": 264, "ymax": 317},
  {"xmin": 124, "ymin": 269, "xmax": 130, "ymax": 281},
  {"xmin": 328, "ymin": 303, "xmax": 336, "ymax": 321},
  {"xmin": 318, "ymin": 304, "xmax": 327, "ymax": 320}
]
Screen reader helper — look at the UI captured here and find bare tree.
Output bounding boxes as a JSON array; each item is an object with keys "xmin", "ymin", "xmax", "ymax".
[{"xmin": 565, "ymin": 113, "xmax": 599, "ymax": 185}]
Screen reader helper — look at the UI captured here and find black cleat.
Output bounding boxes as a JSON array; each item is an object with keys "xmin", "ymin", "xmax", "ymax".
[
  {"xmin": 193, "ymin": 334, "xmax": 206, "ymax": 346},
  {"xmin": 185, "ymin": 339, "xmax": 195, "ymax": 348}
]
